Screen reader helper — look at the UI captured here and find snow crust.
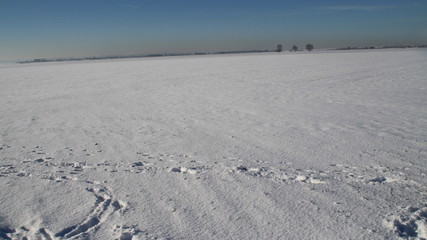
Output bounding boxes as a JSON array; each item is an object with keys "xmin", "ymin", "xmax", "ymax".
[{"xmin": 1, "ymin": 49, "xmax": 426, "ymax": 239}]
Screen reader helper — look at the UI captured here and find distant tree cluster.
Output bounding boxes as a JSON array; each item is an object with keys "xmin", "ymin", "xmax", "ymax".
[{"xmin": 275, "ymin": 44, "xmax": 314, "ymax": 52}]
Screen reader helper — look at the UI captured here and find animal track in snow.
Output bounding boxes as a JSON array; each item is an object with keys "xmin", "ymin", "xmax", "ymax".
[
  {"xmin": 1, "ymin": 185, "xmax": 128, "ymax": 240},
  {"xmin": 2, "ymin": 145, "xmax": 425, "ymax": 239},
  {"xmin": 0, "ymin": 164, "xmax": 18, "ymax": 177},
  {"xmin": 1, "ymin": 149, "xmax": 129, "ymax": 239},
  {"xmin": 1, "ymin": 149, "xmax": 420, "ymax": 189},
  {"xmin": 0, "ymin": 226, "xmax": 55, "ymax": 240},
  {"xmin": 385, "ymin": 205, "xmax": 427, "ymax": 239},
  {"xmin": 328, "ymin": 164, "xmax": 422, "ymax": 186},
  {"xmin": 169, "ymin": 166, "xmax": 211, "ymax": 175},
  {"xmin": 112, "ymin": 225, "xmax": 145, "ymax": 240},
  {"xmin": 224, "ymin": 162, "xmax": 426, "ymax": 188},
  {"xmin": 54, "ymin": 186, "xmax": 124, "ymax": 239},
  {"xmin": 228, "ymin": 165, "xmax": 328, "ymax": 184}
]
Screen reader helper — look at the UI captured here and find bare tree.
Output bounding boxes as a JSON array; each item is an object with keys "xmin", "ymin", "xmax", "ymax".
[
  {"xmin": 277, "ymin": 44, "xmax": 283, "ymax": 53},
  {"xmin": 306, "ymin": 44, "xmax": 314, "ymax": 51},
  {"xmin": 292, "ymin": 45, "xmax": 298, "ymax": 52}
]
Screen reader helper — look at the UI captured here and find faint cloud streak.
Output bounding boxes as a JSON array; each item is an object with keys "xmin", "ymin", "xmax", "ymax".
[
  {"xmin": 232, "ymin": 10, "xmax": 306, "ymax": 17},
  {"xmin": 319, "ymin": 5, "xmax": 398, "ymax": 11},
  {"xmin": 263, "ymin": 11, "xmax": 306, "ymax": 17}
]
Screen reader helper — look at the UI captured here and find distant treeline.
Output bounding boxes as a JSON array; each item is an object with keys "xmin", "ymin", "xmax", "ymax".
[
  {"xmin": 17, "ymin": 49, "xmax": 270, "ymax": 64},
  {"xmin": 17, "ymin": 44, "xmax": 427, "ymax": 64},
  {"xmin": 335, "ymin": 44, "xmax": 427, "ymax": 51}
]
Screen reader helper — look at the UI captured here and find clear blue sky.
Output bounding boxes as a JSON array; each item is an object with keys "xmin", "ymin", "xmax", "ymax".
[{"xmin": 1, "ymin": 0, "xmax": 426, "ymax": 61}]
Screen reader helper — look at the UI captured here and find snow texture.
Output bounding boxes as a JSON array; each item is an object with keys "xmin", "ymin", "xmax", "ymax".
[{"xmin": 0, "ymin": 49, "xmax": 426, "ymax": 239}]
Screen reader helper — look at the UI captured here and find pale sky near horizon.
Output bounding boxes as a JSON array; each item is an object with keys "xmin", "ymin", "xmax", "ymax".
[{"xmin": 1, "ymin": 0, "xmax": 426, "ymax": 61}]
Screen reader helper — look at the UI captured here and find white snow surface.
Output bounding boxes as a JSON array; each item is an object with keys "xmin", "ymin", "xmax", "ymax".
[{"xmin": 0, "ymin": 49, "xmax": 426, "ymax": 240}]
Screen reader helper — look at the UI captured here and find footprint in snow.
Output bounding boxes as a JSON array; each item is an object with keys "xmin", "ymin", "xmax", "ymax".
[
  {"xmin": 169, "ymin": 167, "xmax": 198, "ymax": 174},
  {"xmin": 112, "ymin": 225, "xmax": 145, "ymax": 240},
  {"xmin": 231, "ymin": 165, "xmax": 328, "ymax": 184},
  {"xmin": 385, "ymin": 205, "xmax": 427, "ymax": 239}
]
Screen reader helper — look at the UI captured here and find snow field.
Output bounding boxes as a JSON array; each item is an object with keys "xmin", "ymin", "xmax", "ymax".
[{"xmin": 0, "ymin": 49, "xmax": 426, "ymax": 239}]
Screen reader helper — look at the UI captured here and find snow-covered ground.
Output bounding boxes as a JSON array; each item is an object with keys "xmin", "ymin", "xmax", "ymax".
[{"xmin": 0, "ymin": 49, "xmax": 426, "ymax": 240}]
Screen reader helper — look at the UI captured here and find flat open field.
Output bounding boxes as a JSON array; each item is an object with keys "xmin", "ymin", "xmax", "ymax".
[{"xmin": 1, "ymin": 49, "xmax": 426, "ymax": 239}]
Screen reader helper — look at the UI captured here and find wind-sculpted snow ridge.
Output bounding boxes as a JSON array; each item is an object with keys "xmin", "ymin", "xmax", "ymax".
[{"xmin": 1, "ymin": 49, "xmax": 427, "ymax": 239}]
